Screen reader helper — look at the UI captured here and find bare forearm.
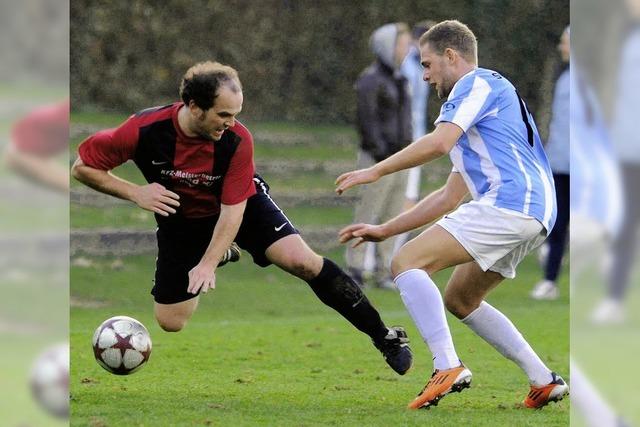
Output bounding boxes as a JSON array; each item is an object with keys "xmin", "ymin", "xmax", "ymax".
[
  {"xmin": 382, "ymin": 189, "xmax": 453, "ymax": 237},
  {"xmin": 72, "ymin": 161, "xmax": 138, "ymax": 202},
  {"xmin": 375, "ymin": 133, "xmax": 448, "ymax": 177},
  {"xmin": 199, "ymin": 203, "xmax": 245, "ymax": 267},
  {"xmin": 382, "ymin": 172, "xmax": 468, "ymax": 237}
]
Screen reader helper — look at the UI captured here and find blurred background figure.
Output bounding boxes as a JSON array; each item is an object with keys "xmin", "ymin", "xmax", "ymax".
[
  {"xmin": 570, "ymin": 58, "xmax": 628, "ymax": 427},
  {"xmin": 347, "ymin": 22, "xmax": 412, "ymax": 289},
  {"xmin": 0, "ymin": 0, "xmax": 69, "ymax": 425},
  {"xmin": 395, "ymin": 20, "xmax": 435, "ymax": 251},
  {"xmin": 3, "ymin": 99, "xmax": 70, "ymax": 193},
  {"xmin": 530, "ymin": 26, "xmax": 570, "ymax": 300},
  {"xmin": 592, "ymin": 0, "xmax": 640, "ymax": 324}
]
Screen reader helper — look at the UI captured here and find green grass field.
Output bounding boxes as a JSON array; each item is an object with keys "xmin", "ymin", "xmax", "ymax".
[
  {"xmin": 70, "ymin": 253, "xmax": 569, "ymax": 426},
  {"xmin": 70, "ymin": 117, "xmax": 569, "ymax": 425}
]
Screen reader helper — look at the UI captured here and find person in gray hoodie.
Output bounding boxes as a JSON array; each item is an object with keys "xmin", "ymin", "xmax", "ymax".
[{"xmin": 347, "ymin": 22, "xmax": 412, "ymax": 289}]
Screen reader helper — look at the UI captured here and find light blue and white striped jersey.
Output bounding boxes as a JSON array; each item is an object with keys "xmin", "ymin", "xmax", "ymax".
[
  {"xmin": 435, "ymin": 67, "xmax": 557, "ymax": 233},
  {"xmin": 571, "ymin": 65, "xmax": 623, "ymax": 237}
]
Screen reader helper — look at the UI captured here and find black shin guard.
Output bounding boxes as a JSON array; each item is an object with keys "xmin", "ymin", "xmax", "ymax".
[{"xmin": 306, "ymin": 258, "xmax": 388, "ymax": 342}]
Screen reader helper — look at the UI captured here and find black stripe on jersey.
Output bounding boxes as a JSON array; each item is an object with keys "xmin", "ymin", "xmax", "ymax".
[{"xmin": 135, "ymin": 118, "xmax": 177, "ymax": 190}]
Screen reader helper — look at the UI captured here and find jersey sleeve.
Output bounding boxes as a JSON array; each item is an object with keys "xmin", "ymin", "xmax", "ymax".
[
  {"xmin": 221, "ymin": 127, "xmax": 257, "ymax": 205},
  {"xmin": 77, "ymin": 115, "xmax": 139, "ymax": 170},
  {"xmin": 11, "ymin": 100, "xmax": 70, "ymax": 157},
  {"xmin": 435, "ymin": 74, "xmax": 496, "ymax": 132}
]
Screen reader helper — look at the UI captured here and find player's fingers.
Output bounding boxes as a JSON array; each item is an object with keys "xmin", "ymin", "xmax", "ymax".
[
  {"xmin": 352, "ymin": 238, "xmax": 365, "ymax": 248},
  {"xmin": 337, "ymin": 178, "xmax": 356, "ymax": 194},
  {"xmin": 339, "ymin": 223, "xmax": 365, "ymax": 237},
  {"xmin": 352, "ymin": 227, "xmax": 371, "ymax": 238},
  {"xmin": 163, "ymin": 190, "xmax": 180, "ymax": 200},
  {"xmin": 335, "ymin": 172, "xmax": 351, "ymax": 186},
  {"xmin": 156, "ymin": 202, "xmax": 177, "ymax": 214},
  {"xmin": 338, "ymin": 233, "xmax": 352, "ymax": 243},
  {"xmin": 190, "ymin": 277, "xmax": 203, "ymax": 294},
  {"xmin": 151, "ymin": 206, "xmax": 170, "ymax": 217},
  {"xmin": 159, "ymin": 195, "xmax": 181, "ymax": 207}
]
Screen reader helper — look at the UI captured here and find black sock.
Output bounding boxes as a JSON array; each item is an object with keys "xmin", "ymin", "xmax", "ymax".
[{"xmin": 306, "ymin": 258, "xmax": 388, "ymax": 343}]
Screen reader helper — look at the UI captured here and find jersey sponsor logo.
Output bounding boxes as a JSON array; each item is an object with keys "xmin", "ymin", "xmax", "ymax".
[
  {"xmin": 274, "ymin": 222, "xmax": 288, "ymax": 232},
  {"xmin": 160, "ymin": 169, "xmax": 222, "ymax": 187}
]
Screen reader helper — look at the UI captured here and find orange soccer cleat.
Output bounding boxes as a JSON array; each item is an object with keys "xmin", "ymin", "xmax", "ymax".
[
  {"xmin": 407, "ymin": 364, "xmax": 472, "ymax": 409},
  {"xmin": 523, "ymin": 372, "xmax": 569, "ymax": 409}
]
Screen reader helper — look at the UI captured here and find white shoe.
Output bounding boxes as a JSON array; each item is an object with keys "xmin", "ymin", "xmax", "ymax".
[
  {"xmin": 530, "ymin": 280, "xmax": 559, "ymax": 300},
  {"xmin": 591, "ymin": 299, "xmax": 626, "ymax": 325}
]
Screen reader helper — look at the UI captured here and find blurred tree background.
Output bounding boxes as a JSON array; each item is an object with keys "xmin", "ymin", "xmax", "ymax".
[{"xmin": 71, "ymin": 0, "xmax": 568, "ymax": 124}]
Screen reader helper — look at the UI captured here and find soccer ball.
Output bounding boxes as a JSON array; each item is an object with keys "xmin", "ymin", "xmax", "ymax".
[
  {"xmin": 92, "ymin": 316, "xmax": 152, "ymax": 375},
  {"xmin": 30, "ymin": 342, "xmax": 69, "ymax": 418}
]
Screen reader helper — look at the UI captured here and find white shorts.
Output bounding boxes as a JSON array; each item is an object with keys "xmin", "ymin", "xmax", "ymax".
[{"xmin": 436, "ymin": 201, "xmax": 547, "ymax": 279}]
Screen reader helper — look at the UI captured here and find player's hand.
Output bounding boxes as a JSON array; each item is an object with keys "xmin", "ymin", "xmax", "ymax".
[
  {"xmin": 187, "ymin": 263, "xmax": 217, "ymax": 295},
  {"xmin": 338, "ymin": 223, "xmax": 388, "ymax": 248},
  {"xmin": 335, "ymin": 167, "xmax": 380, "ymax": 195},
  {"xmin": 132, "ymin": 183, "xmax": 180, "ymax": 216}
]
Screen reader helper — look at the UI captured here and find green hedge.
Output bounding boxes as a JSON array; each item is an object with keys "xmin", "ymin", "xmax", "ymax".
[{"xmin": 71, "ymin": 0, "xmax": 568, "ymax": 124}]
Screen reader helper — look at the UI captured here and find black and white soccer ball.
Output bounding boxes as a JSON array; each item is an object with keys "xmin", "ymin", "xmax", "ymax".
[
  {"xmin": 92, "ymin": 316, "xmax": 152, "ymax": 375},
  {"xmin": 30, "ymin": 342, "xmax": 69, "ymax": 418}
]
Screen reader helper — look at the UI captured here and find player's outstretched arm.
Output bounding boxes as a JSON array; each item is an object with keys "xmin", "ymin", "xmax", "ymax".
[
  {"xmin": 338, "ymin": 172, "xmax": 468, "ymax": 247},
  {"xmin": 187, "ymin": 200, "xmax": 246, "ymax": 295},
  {"xmin": 71, "ymin": 157, "xmax": 180, "ymax": 216},
  {"xmin": 335, "ymin": 122, "xmax": 462, "ymax": 195}
]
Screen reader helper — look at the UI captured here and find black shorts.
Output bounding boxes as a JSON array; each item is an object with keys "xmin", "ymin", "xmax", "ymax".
[{"xmin": 151, "ymin": 176, "xmax": 299, "ymax": 304}]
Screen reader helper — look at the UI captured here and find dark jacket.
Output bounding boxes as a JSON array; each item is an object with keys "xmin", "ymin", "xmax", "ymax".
[{"xmin": 355, "ymin": 60, "xmax": 413, "ymax": 161}]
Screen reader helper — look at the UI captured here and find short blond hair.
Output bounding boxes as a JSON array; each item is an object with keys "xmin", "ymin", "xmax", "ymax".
[{"xmin": 419, "ymin": 20, "xmax": 477, "ymax": 64}]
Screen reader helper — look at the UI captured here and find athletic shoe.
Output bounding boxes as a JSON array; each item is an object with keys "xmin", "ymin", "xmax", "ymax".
[
  {"xmin": 218, "ymin": 242, "xmax": 241, "ymax": 267},
  {"xmin": 373, "ymin": 326, "xmax": 412, "ymax": 375},
  {"xmin": 591, "ymin": 299, "xmax": 626, "ymax": 325},
  {"xmin": 523, "ymin": 372, "xmax": 569, "ymax": 409},
  {"xmin": 407, "ymin": 364, "xmax": 472, "ymax": 409},
  {"xmin": 530, "ymin": 280, "xmax": 559, "ymax": 300}
]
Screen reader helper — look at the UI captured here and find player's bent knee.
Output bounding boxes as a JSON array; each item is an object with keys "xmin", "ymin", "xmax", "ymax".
[
  {"xmin": 156, "ymin": 317, "xmax": 186, "ymax": 332},
  {"xmin": 278, "ymin": 252, "xmax": 320, "ymax": 281},
  {"xmin": 391, "ymin": 247, "xmax": 431, "ymax": 278},
  {"xmin": 443, "ymin": 293, "xmax": 479, "ymax": 319}
]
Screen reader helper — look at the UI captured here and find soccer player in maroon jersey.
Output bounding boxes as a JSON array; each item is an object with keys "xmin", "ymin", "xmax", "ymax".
[{"xmin": 71, "ymin": 61, "xmax": 412, "ymax": 375}]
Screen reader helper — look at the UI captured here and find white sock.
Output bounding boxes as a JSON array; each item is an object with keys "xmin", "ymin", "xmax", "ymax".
[
  {"xmin": 394, "ymin": 269, "xmax": 460, "ymax": 370},
  {"xmin": 462, "ymin": 301, "xmax": 552, "ymax": 386}
]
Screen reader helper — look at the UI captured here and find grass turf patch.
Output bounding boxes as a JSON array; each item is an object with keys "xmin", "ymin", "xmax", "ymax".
[{"xmin": 71, "ymin": 253, "xmax": 569, "ymax": 426}]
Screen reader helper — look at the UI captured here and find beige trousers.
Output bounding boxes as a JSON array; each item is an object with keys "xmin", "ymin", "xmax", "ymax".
[{"xmin": 346, "ymin": 150, "xmax": 408, "ymax": 278}]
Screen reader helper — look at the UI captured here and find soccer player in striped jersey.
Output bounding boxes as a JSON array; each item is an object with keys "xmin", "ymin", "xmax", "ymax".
[{"xmin": 336, "ymin": 20, "xmax": 568, "ymax": 410}]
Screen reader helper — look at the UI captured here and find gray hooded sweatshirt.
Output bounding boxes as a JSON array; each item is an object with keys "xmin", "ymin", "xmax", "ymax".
[{"xmin": 355, "ymin": 23, "xmax": 412, "ymax": 161}]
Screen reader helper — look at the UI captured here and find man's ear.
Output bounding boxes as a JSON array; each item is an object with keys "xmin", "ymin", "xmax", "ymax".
[
  {"xmin": 188, "ymin": 100, "xmax": 203, "ymax": 118},
  {"xmin": 444, "ymin": 47, "xmax": 456, "ymax": 63}
]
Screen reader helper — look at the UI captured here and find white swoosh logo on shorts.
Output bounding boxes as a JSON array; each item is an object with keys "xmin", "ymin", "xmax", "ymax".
[
  {"xmin": 152, "ymin": 160, "xmax": 168, "ymax": 165},
  {"xmin": 274, "ymin": 222, "xmax": 287, "ymax": 231}
]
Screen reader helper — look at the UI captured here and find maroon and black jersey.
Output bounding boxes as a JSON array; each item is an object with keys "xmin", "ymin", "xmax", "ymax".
[{"xmin": 78, "ymin": 102, "xmax": 256, "ymax": 218}]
